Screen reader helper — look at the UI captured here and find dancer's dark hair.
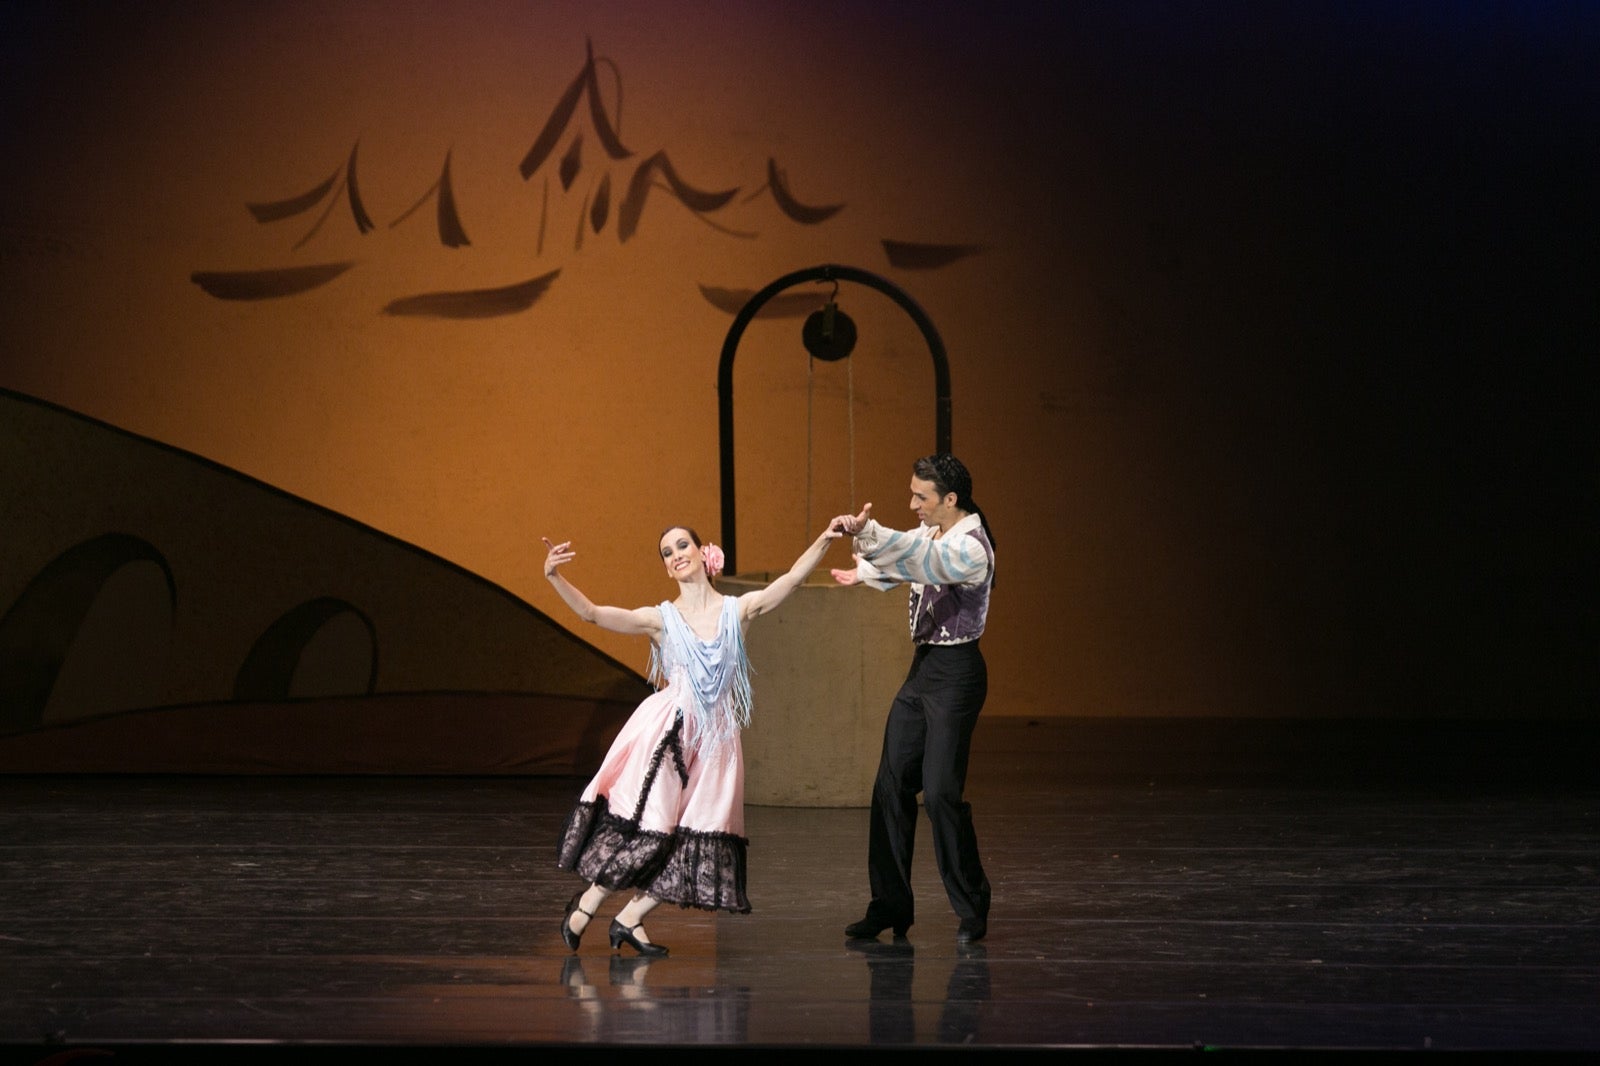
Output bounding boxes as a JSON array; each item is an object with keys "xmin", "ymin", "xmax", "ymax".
[
  {"xmin": 658, "ymin": 526, "xmax": 702, "ymax": 548},
  {"xmin": 912, "ymin": 454, "xmax": 994, "ymax": 549}
]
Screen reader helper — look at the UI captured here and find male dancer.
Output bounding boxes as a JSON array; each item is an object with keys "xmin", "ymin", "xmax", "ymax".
[{"xmin": 830, "ymin": 454, "xmax": 995, "ymax": 943}]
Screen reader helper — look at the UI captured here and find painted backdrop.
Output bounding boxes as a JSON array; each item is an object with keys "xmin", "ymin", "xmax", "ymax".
[{"xmin": 1, "ymin": 2, "xmax": 1594, "ymax": 745}]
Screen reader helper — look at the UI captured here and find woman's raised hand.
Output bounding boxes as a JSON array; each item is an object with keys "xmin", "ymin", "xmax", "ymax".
[{"xmin": 541, "ymin": 537, "xmax": 576, "ymax": 578}]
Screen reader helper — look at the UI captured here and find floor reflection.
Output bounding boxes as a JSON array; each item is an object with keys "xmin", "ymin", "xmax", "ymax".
[
  {"xmin": 847, "ymin": 939, "xmax": 991, "ymax": 1045},
  {"xmin": 558, "ymin": 955, "xmax": 751, "ymax": 1044}
]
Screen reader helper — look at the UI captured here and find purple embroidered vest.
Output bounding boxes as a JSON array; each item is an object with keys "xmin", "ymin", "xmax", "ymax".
[{"xmin": 909, "ymin": 524, "xmax": 994, "ymax": 645}]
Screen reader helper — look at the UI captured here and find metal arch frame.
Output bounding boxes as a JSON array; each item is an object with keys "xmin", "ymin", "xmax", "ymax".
[{"xmin": 717, "ymin": 264, "xmax": 951, "ymax": 575}]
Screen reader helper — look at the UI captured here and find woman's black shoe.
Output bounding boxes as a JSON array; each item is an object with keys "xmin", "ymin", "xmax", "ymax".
[
  {"xmin": 561, "ymin": 891, "xmax": 594, "ymax": 952},
  {"xmin": 845, "ymin": 914, "xmax": 910, "ymax": 939},
  {"xmin": 609, "ymin": 919, "xmax": 669, "ymax": 957}
]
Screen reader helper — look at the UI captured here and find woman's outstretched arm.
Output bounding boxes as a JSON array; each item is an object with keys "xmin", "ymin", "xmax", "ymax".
[
  {"xmin": 738, "ymin": 522, "xmax": 847, "ymax": 623},
  {"xmin": 542, "ymin": 537, "xmax": 663, "ymax": 638}
]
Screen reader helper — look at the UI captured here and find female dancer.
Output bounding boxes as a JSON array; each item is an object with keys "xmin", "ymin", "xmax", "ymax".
[{"xmin": 544, "ymin": 520, "xmax": 843, "ymax": 955}]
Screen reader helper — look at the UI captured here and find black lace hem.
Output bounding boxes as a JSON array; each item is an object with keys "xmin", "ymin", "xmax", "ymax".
[{"xmin": 556, "ymin": 796, "xmax": 752, "ymax": 914}]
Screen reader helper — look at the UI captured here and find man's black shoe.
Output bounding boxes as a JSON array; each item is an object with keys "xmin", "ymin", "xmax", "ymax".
[
  {"xmin": 845, "ymin": 914, "xmax": 911, "ymax": 939},
  {"xmin": 955, "ymin": 917, "xmax": 987, "ymax": 943}
]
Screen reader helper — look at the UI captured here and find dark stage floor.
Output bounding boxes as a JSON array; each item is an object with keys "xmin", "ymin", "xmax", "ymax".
[{"xmin": 2, "ymin": 718, "xmax": 1598, "ymax": 1062}]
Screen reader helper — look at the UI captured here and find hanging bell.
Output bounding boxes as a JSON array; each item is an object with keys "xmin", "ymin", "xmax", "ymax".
[{"xmin": 802, "ymin": 301, "xmax": 857, "ymax": 362}]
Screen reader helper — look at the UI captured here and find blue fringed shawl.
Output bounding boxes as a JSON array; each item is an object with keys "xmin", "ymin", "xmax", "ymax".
[{"xmin": 649, "ymin": 597, "xmax": 753, "ymax": 755}]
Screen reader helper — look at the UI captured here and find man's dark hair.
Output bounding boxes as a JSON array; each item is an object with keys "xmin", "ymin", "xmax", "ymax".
[{"xmin": 913, "ymin": 454, "xmax": 994, "ymax": 548}]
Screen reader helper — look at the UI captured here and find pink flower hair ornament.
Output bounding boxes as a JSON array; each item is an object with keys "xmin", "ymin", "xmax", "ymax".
[{"xmin": 701, "ymin": 542, "xmax": 726, "ymax": 578}]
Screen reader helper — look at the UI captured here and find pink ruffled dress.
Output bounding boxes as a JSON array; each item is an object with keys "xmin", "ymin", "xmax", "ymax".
[{"xmin": 555, "ymin": 595, "xmax": 754, "ymax": 912}]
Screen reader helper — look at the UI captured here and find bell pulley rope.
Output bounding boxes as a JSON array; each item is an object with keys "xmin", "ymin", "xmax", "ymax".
[{"xmin": 806, "ymin": 280, "xmax": 856, "ymax": 540}]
